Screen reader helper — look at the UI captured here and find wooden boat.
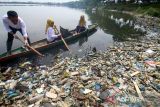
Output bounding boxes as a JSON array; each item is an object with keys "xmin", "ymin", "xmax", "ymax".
[{"xmin": 0, "ymin": 24, "xmax": 98, "ymax": 62}]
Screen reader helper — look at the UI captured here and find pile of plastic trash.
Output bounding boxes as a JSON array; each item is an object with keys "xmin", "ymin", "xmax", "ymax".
[{"xmin": 0, "ymin": 37, "xmax": 160, "ymax": 107}]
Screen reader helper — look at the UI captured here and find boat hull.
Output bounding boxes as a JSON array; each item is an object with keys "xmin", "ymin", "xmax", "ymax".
[{"xmin": 0, "ymin": 25, "xmax": 97, "ymax": 63}]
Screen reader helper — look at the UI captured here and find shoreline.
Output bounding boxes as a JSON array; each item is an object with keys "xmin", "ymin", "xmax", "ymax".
[
  {"xmin": 108, "ymin": 9, "xmax": 160, "ymax": 29},
  {"xmin": 108, "ymin": 9, "xmax": 160, "ymax": 37}
]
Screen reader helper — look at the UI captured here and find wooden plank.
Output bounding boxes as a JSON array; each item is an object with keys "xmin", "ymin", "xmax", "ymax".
[
  {"xmin": 132, "ymin": 81, "xmax": 144, "ymax": 100},
  {"xmin": 130, "ymin": 71, "xmax": 140, "ymax": 77}
]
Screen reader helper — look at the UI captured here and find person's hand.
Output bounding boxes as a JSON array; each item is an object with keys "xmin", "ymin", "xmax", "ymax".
[
  {"xmin": 55, "ymin": 30, "xmax": 60, "ymax": 35},
  {"xmin": 73, "ymin": 34, "xmax": 76, "ymax": 36},
  {"xmin": 24, "ymin": 40, "xmax": 29, "ymax": 46}
]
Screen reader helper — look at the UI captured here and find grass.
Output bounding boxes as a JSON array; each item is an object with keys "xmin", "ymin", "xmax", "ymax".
[
  {"xmin": 103, "ymin": 3, "xmax": 160, "ymax": 17},
  {"xmin": 143, "ymin": 7, "xmax": 160, "ymax": 17}
]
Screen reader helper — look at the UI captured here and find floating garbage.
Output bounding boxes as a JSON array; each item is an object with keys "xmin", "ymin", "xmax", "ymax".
[
  {"xmin": 0, "ymin": 34, "xmax": 160, "ymax": 106},
  {"xmin": 46, "ymin": 92, "xmax": 57, "ymax": 99}
]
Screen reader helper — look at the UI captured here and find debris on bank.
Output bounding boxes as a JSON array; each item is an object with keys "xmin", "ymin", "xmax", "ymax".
[{"xmin": 0, "ymin": 35, "xmax": 160, "ymax": 107}]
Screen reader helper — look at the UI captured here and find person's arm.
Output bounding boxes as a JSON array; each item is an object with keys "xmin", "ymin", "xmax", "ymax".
[
  {"xmin": 54, "ymin": 25, "xmax": 59, "ymax": 34},
  {"xmin": 20, "ymin": 19, "xmax": 28, "ymax": 45},
  {"xmin": 2, "ymin": 17, "xmax": 12, "ymax": 33}
]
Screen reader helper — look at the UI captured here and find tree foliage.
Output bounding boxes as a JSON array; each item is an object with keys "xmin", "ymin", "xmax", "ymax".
[{"xmin": 80, "ymin": 0, "xmax": 102, "ymax": 7}]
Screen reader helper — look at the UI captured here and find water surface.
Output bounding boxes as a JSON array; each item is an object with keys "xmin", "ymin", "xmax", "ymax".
[{"xmin": 0, "ymin": 5, "xmax": 144, "ymax": 66}]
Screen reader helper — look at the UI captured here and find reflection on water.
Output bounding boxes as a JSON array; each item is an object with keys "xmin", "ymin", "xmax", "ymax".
[
  {"xmin": 110, "ymin": 15, "xmax": 146, "ymax": 32},
  {"xmin": 110, "ymin": 15, "xmax": 133, "ymax": 27},
  {"xmin": 86, "ymin": 10, "xmax": 145, "ymax": 41}
]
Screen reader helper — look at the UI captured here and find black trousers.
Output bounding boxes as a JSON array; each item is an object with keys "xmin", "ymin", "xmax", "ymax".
[
  {"xmin": 7, "ymin": 26, "xmax": 31, "ymax": 52},
  {"xmin": 76, "ymin": 26, "xmax": 86, "ymax": 33}
]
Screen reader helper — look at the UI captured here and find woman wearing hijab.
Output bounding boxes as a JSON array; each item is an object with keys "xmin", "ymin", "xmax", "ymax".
[
  {"xmin": 45, "ymin": 19, "xmax": 60, "ymax": 42},
  {"xmin": 76, "ymin": 15, "xmax": 86, "ymax": 33}
]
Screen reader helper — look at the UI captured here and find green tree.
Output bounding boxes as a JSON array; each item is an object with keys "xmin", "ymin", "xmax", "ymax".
[{"xmin": 80, "ymin": 0, "xmax": 102, "ymax": 7}]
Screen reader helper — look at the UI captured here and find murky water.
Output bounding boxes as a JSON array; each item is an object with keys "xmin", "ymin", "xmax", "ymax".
[
  {"xmin": 0, "ymin": 4, "xmax": 145, "ymax": 66},
  {"xmin": 86, "ymin": 9, "xmax": 145, "ymax": 41}
]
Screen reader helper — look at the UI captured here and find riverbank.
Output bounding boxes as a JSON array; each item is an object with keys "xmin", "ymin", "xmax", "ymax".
[
  {"xmin": 107, "ymin": 9, "xmax": 160, "ymax": 35},
  {"xmin": 98, "ymin": 3, "xmax": 160, "ymax": 37},
  {"xmin": 96, "ymin": 3, "xmax": 160, "ymax": 32},
  {"xmin": 103, "ymin": 3, "xmax": 160, "ymax": 18},
  {"xmin": 0, "ymin": 33, "xmax": 160, "ymax": 106}
]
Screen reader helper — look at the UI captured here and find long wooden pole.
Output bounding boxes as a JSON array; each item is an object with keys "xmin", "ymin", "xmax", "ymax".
[
  {"xmin": 55, "ymin": 26, "xmax": 71, "ymax": 52},
  {"xmin": 132, "ymin": 81, "xmax": 144, "ymax": 100},
  {"xmin": 60, "ymin": 35, "xmax": 71, "ymax": 52},
  {"xmin": 15, "ymin": 35, "xmax": 44, "ymax": 57}
]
